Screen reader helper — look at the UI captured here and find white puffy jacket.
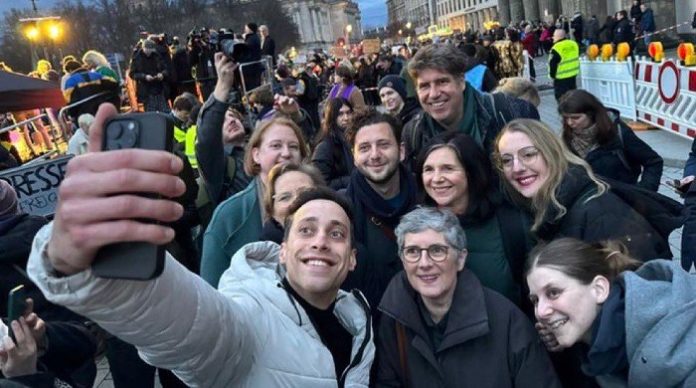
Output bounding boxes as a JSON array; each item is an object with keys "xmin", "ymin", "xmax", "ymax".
[{"xmin": 27, "ymin": 224, "xmax": 375, "ymax": 387}]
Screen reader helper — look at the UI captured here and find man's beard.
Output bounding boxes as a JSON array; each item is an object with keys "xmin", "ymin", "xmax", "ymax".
[{"xmin": 360, "ymin": 161, "xmax": 399, "ymax": 185}]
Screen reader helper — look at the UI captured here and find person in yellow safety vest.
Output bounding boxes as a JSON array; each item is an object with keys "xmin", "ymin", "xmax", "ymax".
[
  {"xmin": 171, "ymin": 95, "xmax": 199, "ymax": 169},
  {"xmin": 548, "ymin": 29, "xmax": 580, "ymax": 102}
]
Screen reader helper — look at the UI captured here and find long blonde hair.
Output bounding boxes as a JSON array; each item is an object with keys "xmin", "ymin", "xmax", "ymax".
[{"xmin": 494, "ymin": 119, "xmax": 607, "ymax": 231}]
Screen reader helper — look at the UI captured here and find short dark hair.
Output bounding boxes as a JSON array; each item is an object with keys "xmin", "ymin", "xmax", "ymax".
[
  {"xmin": 246, "ymin": 23, "xmax": 258, "ymax": 33},
  {"xmin": 173, "ymin": 95, "xmax": 194, "ymax": 111},
  {"xmin": 346, "ymin": 108, "xmax": 402, "ymax": 147},
  {"xmin": 283, "ymin": 187, "xmax": 356, "ymax": 247}
]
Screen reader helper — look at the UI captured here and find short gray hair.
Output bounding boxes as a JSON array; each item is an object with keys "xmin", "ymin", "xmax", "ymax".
[{"xmin": 395, "ymin": 207, "xmax": 467, "ymax": 254}]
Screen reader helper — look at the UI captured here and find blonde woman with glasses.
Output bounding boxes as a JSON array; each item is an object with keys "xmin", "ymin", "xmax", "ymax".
[{"xmin": 493, "ymin": 119, "xmax": 670, "ymax": 262}]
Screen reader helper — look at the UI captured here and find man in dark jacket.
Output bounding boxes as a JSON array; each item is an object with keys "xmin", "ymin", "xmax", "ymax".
[
  {"xmin": 639, "ymin": 3, "xmax": 656, "ymax": 50},
  {"xmin": 343, "ymin": 110, "xmax": 418, "ymax": 310},
  {"xmin": 129, "ymin": 39, "xmax": 169, "ymax": 112},
  {"xmin": 613, "ymin": 10, "xmax": 634, "ymax": 47},
  {"xmin": 62, "ymin": 60, "xmax": 119, "ymax": 121},
  {"xmin": 296, "ymin": 62, "xmax": 321, "ymax": 130},
  {"xmin": 402, "ymin": 44, "xmax": 539, "ymax": 169},
  {"xmin": 171, "ymin": 37, "xmax": 196, "ymax": 97},
  {"xmin": 187, "ymin": 28, "xmax": 217, "ymax": 100},
  {"xmin": 570, "ymin": 11, "xmax": 584, "ymax": 46},
  {"xmin": 375, "ymin": 207, "xmax": 561, "ymax": 387}
]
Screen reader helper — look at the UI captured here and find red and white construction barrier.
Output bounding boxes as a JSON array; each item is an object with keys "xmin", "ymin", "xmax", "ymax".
[{"xmin": 634, "ymin": 58, "xmax": 696, "ymax": 139}]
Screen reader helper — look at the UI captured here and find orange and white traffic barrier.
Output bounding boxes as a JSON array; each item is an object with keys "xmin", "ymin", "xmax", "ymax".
[{"xmin": 634, "ymin": 57, "xmax": 696, "ymax": 138}]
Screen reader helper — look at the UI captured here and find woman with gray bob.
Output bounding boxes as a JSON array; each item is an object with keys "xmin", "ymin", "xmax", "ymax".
[{"xmin": 375, "ymin": 206, "xmax": 560, "ymax": 387}]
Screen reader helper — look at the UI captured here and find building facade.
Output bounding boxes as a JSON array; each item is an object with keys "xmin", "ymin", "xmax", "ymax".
[
  {"xmin": 436, "ymin": 0, "xmax": 499, "ymax": 33},
  {"xmin": 283, "ymin": 0, "xmax": 362, "ymax": 50}
]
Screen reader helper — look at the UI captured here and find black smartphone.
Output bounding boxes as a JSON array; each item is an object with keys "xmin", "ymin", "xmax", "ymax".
[
  {"xmin": 7, "ymin": 285, "xmax": 27, "ymax": 342},
  {"xmin": 93, "ymin": 112, "xmax": 174, "ymax": 280}
]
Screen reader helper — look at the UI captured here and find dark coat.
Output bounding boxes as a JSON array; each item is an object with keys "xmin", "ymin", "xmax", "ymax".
[
  {"xmin": 535, "ymin": 166, "xmax": 672, "ymax": 261},
  {"xmin": 260, "ymin": 35, "xmax": 276, "ymax": 63},
  {"xmin": 311, "ymin": 132, "xmax": 354, "ymax": 190},
  {"xmin": 640, "ymin": 8, "xmax": 655, "ymax": 32},
  {"xmin": 0, "ymin": 214, "xmax": 81, "ymax": 321},
  {"xmin": 571, "ymin": 111, "xmax": 663, "ymax": 191},
  {"xmin": 375, "ymin": 270, "xmax": 561, "ymax": 388},
  {"xmin": 612, "ymin": 18, "xmax": 633, "ymax": 45},
  {"xmin": 128, "ymin": 50, "xmax": 167, "ymax": 99}
]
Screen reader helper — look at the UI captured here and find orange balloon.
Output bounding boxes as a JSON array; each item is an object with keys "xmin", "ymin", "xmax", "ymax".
[{"xmin": 678, "ymin": 43, "xmax": 695, "ymax": 61}]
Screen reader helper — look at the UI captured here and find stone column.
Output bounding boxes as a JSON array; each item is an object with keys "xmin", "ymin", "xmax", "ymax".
[
  {"xmin": 497, "ymin": 0, "xmax": 511, "ymax": 25},
  {"xmin": 509, "ymin": 0, "xmax": 525, "ymax": 23},
  {"xmin": 523, "ymin": 0, "xmax": 540, "ymax": 22}
]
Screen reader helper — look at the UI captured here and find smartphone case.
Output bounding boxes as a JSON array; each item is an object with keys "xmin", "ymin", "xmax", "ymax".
[{"xmin": 93, "ymin": 113, "xmax": 174, "ymax": 280}]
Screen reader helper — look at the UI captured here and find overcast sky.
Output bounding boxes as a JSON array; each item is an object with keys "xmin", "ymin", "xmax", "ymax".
[{"xmin": 1, "ymin": 0, "xmax": 387, "ymax": 28}]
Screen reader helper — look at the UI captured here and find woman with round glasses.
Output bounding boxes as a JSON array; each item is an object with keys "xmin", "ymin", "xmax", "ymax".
[
  {"xmin": 415, "ymin": 132, "xmax": 531, "ymax": 306},
  {"xmin": 260, "ymin": 163, "xmax": 326, "ymax": 243},
  {"xmin": 493, "ymin": 119, "xmax": 670, "ymax": 262},
  {"xmin": 526, "ymin": 237, "xmax": 696, "ymax": 386},
  {"xmin": 558, "ymin": 89, "xmax": 662, "ymax": 191},
  {"xmin": 375, "ymin": 206, "xmax": 560, "ymax": 387}
]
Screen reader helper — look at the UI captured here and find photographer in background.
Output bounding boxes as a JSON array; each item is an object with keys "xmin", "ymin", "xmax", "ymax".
[{"xmin": 188, "ymin": 27, "xmax": 217, "ymax": 100}]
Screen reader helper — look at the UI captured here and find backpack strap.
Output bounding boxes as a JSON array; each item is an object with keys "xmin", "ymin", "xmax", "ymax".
[{"xmin": 395, "ymin": 321, "xmax": 411, "ymax": 388}]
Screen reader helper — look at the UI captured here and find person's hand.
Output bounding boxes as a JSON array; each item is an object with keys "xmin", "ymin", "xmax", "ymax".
[
  {"xmin": 22, "ymin": 299, "xmax": 46, "ymax": 350},
  {"xmin": 46, "ymin": 103, "xmax": 185, "ymax": 275},
  {"xmin": 145, "ymin": 75, "xmax": 154, "ymax": 82},
  {"xmin": 156, "ymin": 73, "xmax": 164, "ymax": 81},
  {"xmin": 535, "ymin": 322, "xmax": 562, "ymax": 352},
  {"xmin": 212, "ymin": 52, "xmax": 239, "ymax": 103},
  {"xmin": 680, "ymin": 176, "xmax": 695, "ymax": 187},
  {"xmin": 0, "ymin": 317, "xmax": 38, "ymax": 378},
  {"xmin": 273, "ymin": 94, "xmax": 300, "ymax": 117}
]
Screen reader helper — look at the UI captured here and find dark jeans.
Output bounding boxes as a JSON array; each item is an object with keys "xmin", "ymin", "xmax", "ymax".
[
  {"xmin": 106, "ymin": 336, "xmax": 188, "ymax": 388},
  {"xmin": 682, "ymin": 187, "xmax": 696, "ymax": 271},
  {"xmin": 554, "ymin": 77, "xmax": 577, "ymax": 101}
]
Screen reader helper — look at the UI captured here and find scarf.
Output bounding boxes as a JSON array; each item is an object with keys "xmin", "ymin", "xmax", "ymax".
[
  {"xmin": 570, "ymin": 123, "xmax": 599, "ymax": 158},
  {"xmin": 345, "ymin": 164, "xmax": 417, "ymax": 242},
  {"xmin": 424, "ymin": 84, "xmax": 482, "ymax": 146}
]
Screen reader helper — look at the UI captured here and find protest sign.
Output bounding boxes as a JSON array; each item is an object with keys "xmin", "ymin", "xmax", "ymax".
[
  {"xmin": 0, "ymin": 155, "xmax": 73, "ymax": 217},
  {"xmin": 362, "ymin": 39, "xmax": 381, "ymax": 55}
]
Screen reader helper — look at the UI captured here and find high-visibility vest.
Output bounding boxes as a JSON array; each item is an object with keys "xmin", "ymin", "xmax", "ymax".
[
  {"xmin": 174, "ymin": 125, "xmax": 187, "ymax": 144},
  {"xmin": 184, "ymin": 125, "xmax": 198, "ymax": 169},
  {"xmin": 549, "ymin": 39, "xmax": 580, "ymax": 80}
]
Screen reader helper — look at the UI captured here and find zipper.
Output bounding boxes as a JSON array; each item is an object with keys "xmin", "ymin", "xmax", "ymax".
[{"xmin": 338, "ymin": 289, "xmax": 372, "ymax": 387}]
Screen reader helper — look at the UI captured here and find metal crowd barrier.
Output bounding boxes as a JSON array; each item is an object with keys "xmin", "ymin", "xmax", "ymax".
[
  {"xmin": 580, "ymin": 57, "xmax": 637, "ymax": 121},
  {"xmin": 0, "ymin": 113, "xmax": 48, "ymax": 135}
]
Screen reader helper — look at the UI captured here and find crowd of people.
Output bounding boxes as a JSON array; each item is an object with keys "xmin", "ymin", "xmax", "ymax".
[{"xmin": 1, "ymin": 7, "xmax": 696, "ymax": 388}]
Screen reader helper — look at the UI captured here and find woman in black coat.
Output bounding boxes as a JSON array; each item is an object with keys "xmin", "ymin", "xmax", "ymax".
[
  {"xmin": 558, "ymin": 89, "xmax": 662, "ymax": 191},
  {"xmin": 311, "ymin": 98, "xmax": 355, "ymax": 190},
  {"xmin": 493, "ymin": 119, "xmax": 671, "ymax": 262}
]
